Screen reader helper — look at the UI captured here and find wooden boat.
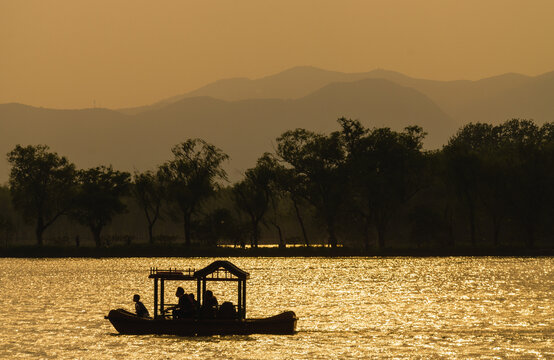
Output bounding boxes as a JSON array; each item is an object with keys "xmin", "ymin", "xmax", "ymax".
[{"xmin": 105, "ymin": 260, "xmax": 297, "ymax": 335}]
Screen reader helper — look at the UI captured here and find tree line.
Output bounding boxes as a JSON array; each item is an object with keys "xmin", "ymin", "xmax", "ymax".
[{"xmin": 1, "ymin": 118, "xmax": 553, "ymax": 250}]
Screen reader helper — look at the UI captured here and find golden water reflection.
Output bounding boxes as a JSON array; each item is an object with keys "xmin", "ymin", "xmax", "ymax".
[{"xmin": 0, "ymin": 257, "xmax": 552, "ymax": 359}]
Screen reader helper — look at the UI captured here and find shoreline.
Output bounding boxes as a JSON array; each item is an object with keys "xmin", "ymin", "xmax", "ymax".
[{"xmin": 0, "ymin": 245, "xmax": 552, "ymax": 258}]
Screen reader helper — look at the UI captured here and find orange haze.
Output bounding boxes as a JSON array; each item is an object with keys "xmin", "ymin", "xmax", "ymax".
[{"xmin": 1, "ymin": 0, "xmax": 553, "ymax": 109}]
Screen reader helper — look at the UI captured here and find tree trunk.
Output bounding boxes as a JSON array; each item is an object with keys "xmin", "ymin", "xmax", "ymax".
[
  {"xmin": 35, "ymin": 216, "xmax": 44, "ymax": 246},
  {"xmin": 148, "ymin": 222, "xmax": 154, "ymax": 244},
  {"xmin": 465, "ymin": 193, "xmax": 476, "ymax": 247},
  {"xmin": 91, "ymin": 226, "xmax": 102, "ymax": 248},
  {"xmin": 376, "ymin": 223, "xmax": 386, "ymax": 249},
  {"xmin": 292, "ymin": 198, "xmax": 309, "ymax": 247},
  {"xmin": 492, "ymin": 214, "xmax": 501, "ymax": 247},
  {"xmin": 274, "ymin": 223, "xmax": 284, "ymax": 248},
  {"xmin": 363, "ymin": 220, "xmax": 371, "ymax": 251},
  {"xmin": 468, "ymin": 204, "xmax": 476, "ymax": 247},
  {"xmin": 327, "ymin": 219, "xmax": 337, "ymax": 248},
  {"xmin": 183, "ymin": 213, "xmax": 192, "ymax": 247},
  {"xmin": 252, "ymin": 220, "xmax": 259, "ymax": 248},
  {"xmin": 525, "ymin": 223, "xmax": 535, "ymax": 249}
]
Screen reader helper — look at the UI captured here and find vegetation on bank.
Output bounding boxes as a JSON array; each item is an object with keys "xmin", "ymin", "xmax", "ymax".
[{"xmin": 1, "ymin": 118, "xmax": 554, "ymax": 254}]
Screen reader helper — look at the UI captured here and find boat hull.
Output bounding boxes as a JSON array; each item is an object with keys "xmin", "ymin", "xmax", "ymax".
[{"xmin": 106, "ymin": 309, "xmax": 297, "ymax": 336}]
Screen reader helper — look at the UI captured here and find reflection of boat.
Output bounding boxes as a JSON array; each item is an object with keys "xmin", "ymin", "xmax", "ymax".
[{"xmin": 105, "ymin": 260, "xmax": 297, "ymax": 335}]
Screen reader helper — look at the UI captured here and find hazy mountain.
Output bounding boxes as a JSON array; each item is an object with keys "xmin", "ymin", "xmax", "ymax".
[
  {"xmin": 118, "ymin": 66, "xmax": 408, "ymax": 114},
  {"xmin": 0, "ymin": 78, "xmax": 453, "ymax": 183},
  {"xmin": 121, "ymin": 66, "xmax": 553, "ymax": 125}
]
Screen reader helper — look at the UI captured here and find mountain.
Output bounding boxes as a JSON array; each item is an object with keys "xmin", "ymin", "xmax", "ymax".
[
  {"xmin": 118, "ymin": 66, "xmax": 410, "ymax": 114},
  {"xmin": 120, "ymin": 66, "xmax": 553, "ymax": 126},
  {"xmin": 2, "ymin": 66, "xmax": 552, "ymax": 184},
  {"xmin": 0, "ymin": 78, "xmax": 453, "ymax": 183}
]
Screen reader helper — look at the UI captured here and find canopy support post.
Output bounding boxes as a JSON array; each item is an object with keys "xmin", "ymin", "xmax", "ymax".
[
  {"xmin": 237, "ymin": 280, "xmax": 242, "ymax": 319},
  {"xmin": 153, "ymin": 278, "xmax": 158, "ymax": 319},
  {"xmin": 242, "ymin": 280, "xmax": 246, "ymax": 319},
  {"xmin": 160, "ymin": 279, "xmax": 165, "ymax": 317}
]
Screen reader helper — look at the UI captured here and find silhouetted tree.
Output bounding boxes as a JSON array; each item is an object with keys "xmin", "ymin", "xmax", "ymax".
[
  {"xmin": 133, "ymin": 169, "xmax": 166, "ymax": 244},
  {"xmin": 197, "ymin": 208, "xmax": 237, "ymax": 247},
  {"xmin": 497, "ymin": 119, "xmax": 546, "ymax": 248},
  {"xmin": 161, "ymin": 139, "xmax": 228, "ymax": 247},
  {"xmin": 7, "ymin": 145, "xmax": 76, "ymax": 245},
  {"xmin": 274, "ymin": 167, "xmax": 311, "ymax": 246},
  {"xmin": 0, "ymin": 185, "xmax": 15, "ymax": 247},
  {"xmin": 277, "ymin": 128, "xmax": 346, "ymax": 248},
  {"xmin": 443, "ymin": 123, "xmax": 495, "ymax": 247},
  {"xmin": 71, "ymin": 166, "xmax": 130, "ymax": 247},
  {"xmin": 258, "ymin": 154, "xmax": 287, "ymax": 248},
  {"xmin": 341, "ymin": 119, "xmax": 426, "ymax": 249},
  {"xmin": 232, "ymin": 154, "xmax": 275, "ymax": 248}
]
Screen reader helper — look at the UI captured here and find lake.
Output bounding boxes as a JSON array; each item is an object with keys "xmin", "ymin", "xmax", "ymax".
[{"xmin": 0, "ymin": 257, "xmax": 552, "ymax": 359}]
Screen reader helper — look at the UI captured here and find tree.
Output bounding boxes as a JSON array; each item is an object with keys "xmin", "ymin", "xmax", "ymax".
[
  {"xmin": 497, "ymin": 119, "xmax": 545, "ymax": 248},
  {"xmin": 7, "ymin": 144, "xmax": 76, "ymax": 246},
  {"xmin": 341, "ymin": 119, "xmax": 427, "ymax": 249},
  {"xmin": 277, "ymin": 128, "xmax": 347, "ymax": 248},
  {"xmin": 0, "ymin": 185, "xmax": 16, "ymax": 247},
  {"xmin": 443, "ymin": 123, "xmax": 496, "ymax": 247},
  {"xmin": 232, "ymin": 154, "xmax": 276, "ymax": 248},
  {"xmin": 71, "ymin": 166, "xmax": 131, "ymax": 247},
  {"xmin": 133, "ymin": 169, "xmax": 166, "ymax": 244},
  {"xmin": 161, "ymin": 139, "xmax": 229, "ymax": 247},
  {"xmin": 273, "ymin": 167, "xmax": 311, "ymax": 247},
  {"xmin": 196, "ymin": 207, "xmax": 237, "ymax": 247}
]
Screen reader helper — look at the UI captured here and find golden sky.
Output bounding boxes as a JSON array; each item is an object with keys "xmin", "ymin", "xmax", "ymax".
[{"xmin": 1, "ymin": 0, "xmax": 553, "ymax": 109}]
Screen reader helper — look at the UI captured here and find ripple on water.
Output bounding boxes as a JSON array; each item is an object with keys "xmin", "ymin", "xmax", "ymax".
[{"xmin": 0, "ymin": 257, "xmax": 552, "ymax": 359}]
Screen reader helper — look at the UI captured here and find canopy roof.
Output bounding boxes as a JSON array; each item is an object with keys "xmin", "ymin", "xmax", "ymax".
[
  {"xmin": 148, "ymin": 260, "xmax": 249, "ymax": 281},
  {"xmin": 194, "ymin": 260, "xmax": 249, "ymax": 280}
]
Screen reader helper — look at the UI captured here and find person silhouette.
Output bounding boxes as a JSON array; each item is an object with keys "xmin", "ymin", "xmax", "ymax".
[
  {"xmin": 133, "ymin": 294, "xmax": 150, "ymax": 318},
  {"xmin": 170, "ymin": 287, "xmax": 195, "ymax": 319},
  {"xmin": 202, "ymin": 290, "xmax": 218, "ymax": 318}
]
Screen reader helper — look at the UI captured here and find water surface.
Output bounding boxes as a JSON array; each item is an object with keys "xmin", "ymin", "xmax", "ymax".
[{"xmin": 0, "ymin": 257, "xmax": 552, "ymax": 359}]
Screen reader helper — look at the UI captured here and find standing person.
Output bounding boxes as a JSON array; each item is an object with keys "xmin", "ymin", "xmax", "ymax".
[{"xmin": 133, "ymin": 294, "xmax": 150, "ymax": 318}]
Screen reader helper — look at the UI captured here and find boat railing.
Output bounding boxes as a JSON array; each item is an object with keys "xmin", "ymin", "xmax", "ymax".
[
  {"xmin": 149, "ymin": 267, "xmax": 196, "ymax": 278},
  {"xmin": 156, "ymin": 303, "xmax": 243, "ymax": 320}
]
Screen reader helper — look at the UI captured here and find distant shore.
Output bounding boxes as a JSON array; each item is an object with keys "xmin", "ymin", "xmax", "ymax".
[{"xmin": 0, "ymin": 245, "xmax": 552, "ymax": 258}]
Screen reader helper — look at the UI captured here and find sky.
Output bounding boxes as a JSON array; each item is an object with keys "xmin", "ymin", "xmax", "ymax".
[{"xmin": 1, "ymin": 0, "xmax": 553, "ymax": 109}]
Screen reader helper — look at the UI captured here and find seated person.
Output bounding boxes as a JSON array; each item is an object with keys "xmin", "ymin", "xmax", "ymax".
[
  {"xmin": 168, "ymin": 287, "xmax": 195, "ymax": 319},
  {"xmin": 217, "ymin": 301, "xmax": 237, "ymax": 319},
  {"xmin": 189, "ymin": 293, "xmax": 199, "ymax": 310},
  {"xmin": 201, "ymin": 290, "xmax": 218, "ymax": 318},
  {"xmin": 133, "ymin": 294, "xmax": 150, "ymax": 318}
]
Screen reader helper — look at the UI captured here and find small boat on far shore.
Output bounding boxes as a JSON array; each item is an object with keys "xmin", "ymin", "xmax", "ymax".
[{"xmin": 105, "ymin": 260, "xmax": 297, "ymax": 336}]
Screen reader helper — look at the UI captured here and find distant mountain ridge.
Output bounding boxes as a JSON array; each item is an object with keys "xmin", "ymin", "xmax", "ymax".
[
  {"xmin": 1, "ymin": 66, "xmax": 553, "ymax": 183},
  {"xmin": 1, "ymin": 77, "xmax": 454, "ymax": 183},
  {"xmin": 118, "ymin": 66, "xmax": 553, "ymax": 125}
]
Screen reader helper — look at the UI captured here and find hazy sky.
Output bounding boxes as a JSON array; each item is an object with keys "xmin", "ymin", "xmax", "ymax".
[{"xmin": 1, "ymin": 0, "xmax": 553, "ymax": 109}]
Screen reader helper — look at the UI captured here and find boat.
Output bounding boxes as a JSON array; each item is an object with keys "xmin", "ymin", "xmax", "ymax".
[{"xmin": 105, "ymin": 260, "xmax": 297, "ymax": 335}]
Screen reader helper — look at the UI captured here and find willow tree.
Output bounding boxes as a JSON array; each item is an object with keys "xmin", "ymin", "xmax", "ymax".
[
  {"xmin": 7, "ymin": 144, "xmax": 76, "ymax": 246},
  {"xmin": 161, "ymin": 139, "xmax": 228, "ymax": 247}
]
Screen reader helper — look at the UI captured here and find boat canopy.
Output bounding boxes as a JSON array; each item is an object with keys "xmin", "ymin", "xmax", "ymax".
[
  {"xmin": 148, "ymin": 260, "xmax": 249, "ymax": 320},
  {"xmin": 194, "ymin": 260, "xmax": 249, "ymax": 280}
]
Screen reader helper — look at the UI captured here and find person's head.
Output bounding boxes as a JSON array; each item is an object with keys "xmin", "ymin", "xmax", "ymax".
[
  {"xmin": 176, "ymin": 287, "xmax": 185, "ymax": 297},
  {"xmin": 133, "ymin": 294, "xmax": 140, "ymax": 302},
  {"xmin": 189, "ymin": 293, "xmax": 195, "ymax": 300},
  {"xmin": 205, "ymin": 290, "xmax": 213, "ymax": 298}
]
